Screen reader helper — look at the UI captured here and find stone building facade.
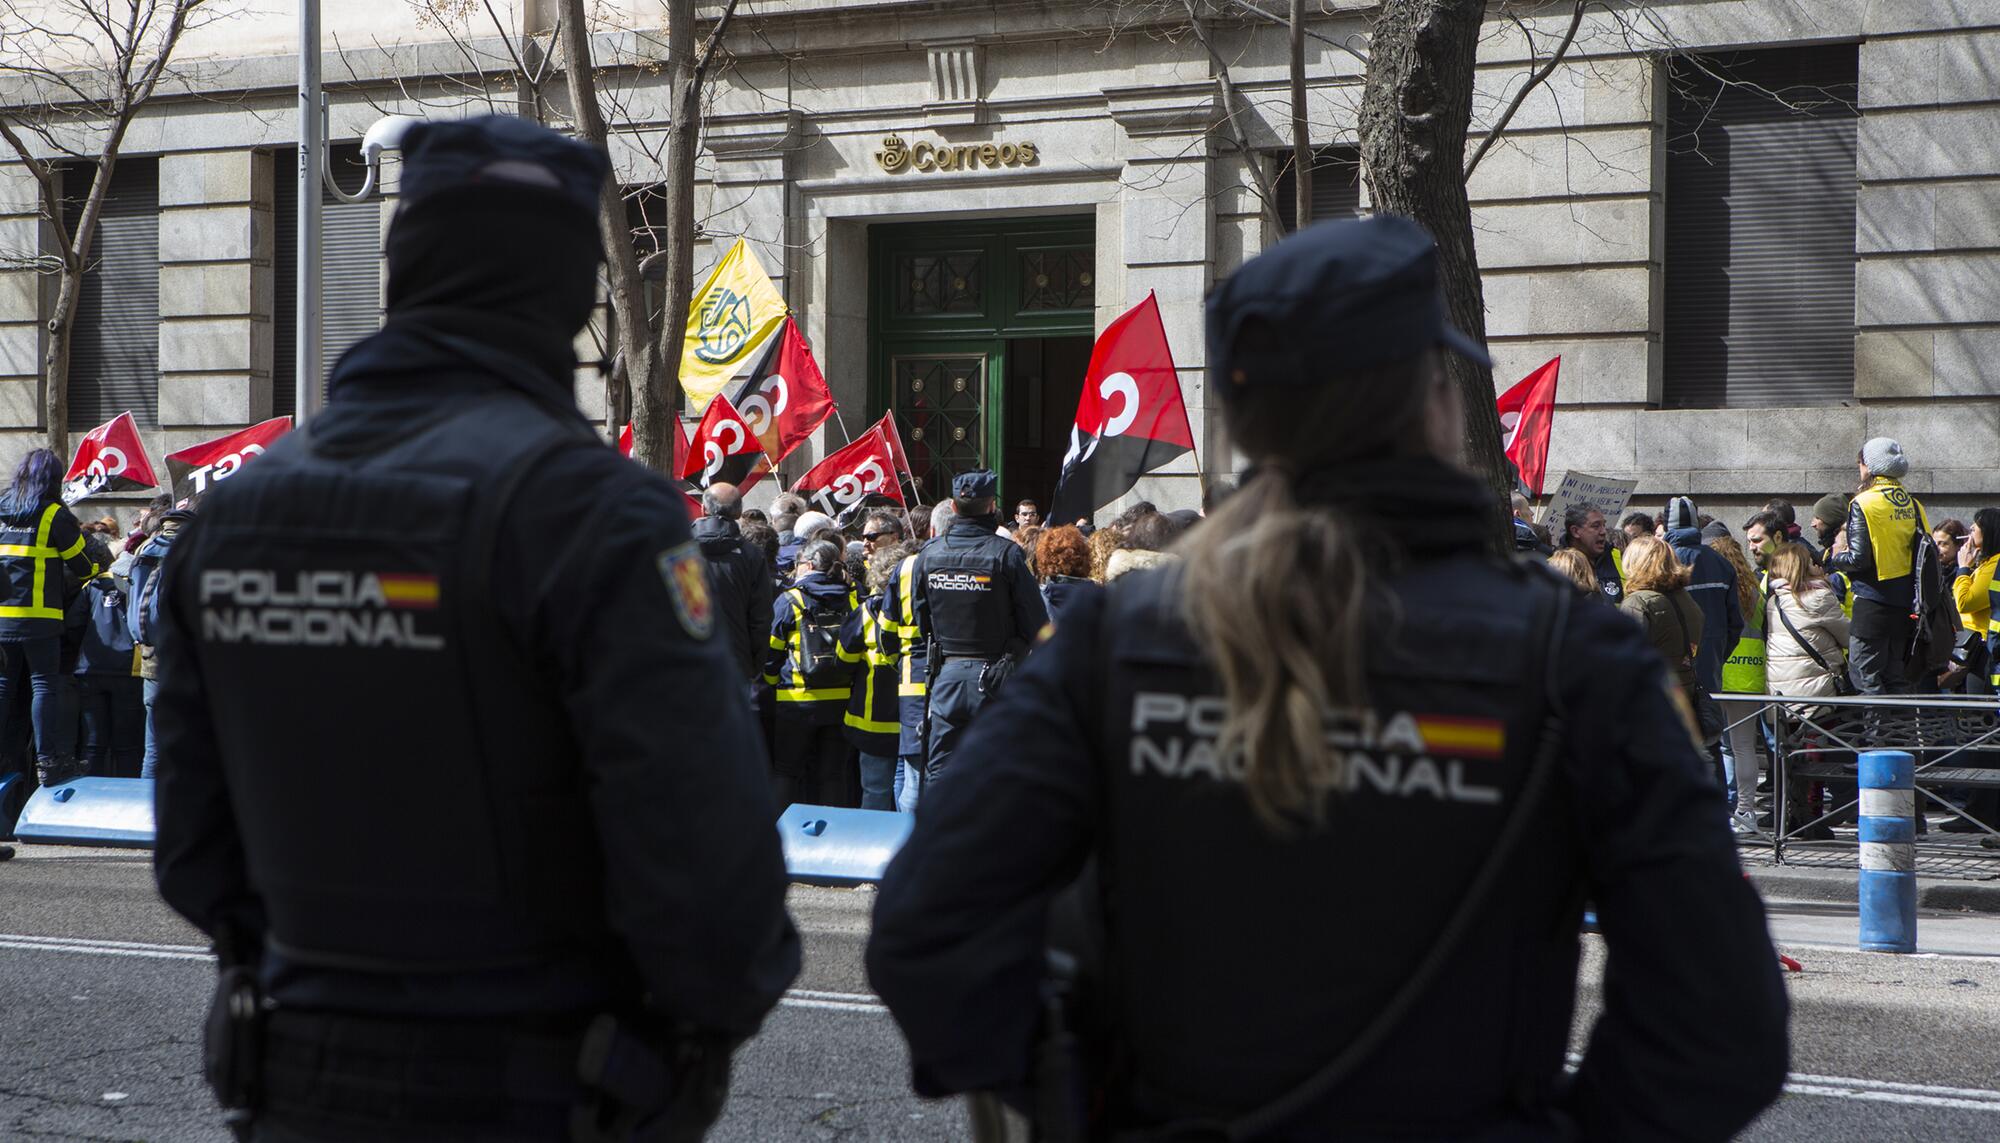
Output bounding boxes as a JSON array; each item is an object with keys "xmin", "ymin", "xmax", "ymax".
[{"xmin": 1, "ymin": 0, "xmax": 1994, "ymax": 523}]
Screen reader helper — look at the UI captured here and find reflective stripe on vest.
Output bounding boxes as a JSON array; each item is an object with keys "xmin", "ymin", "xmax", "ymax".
[
  {"xmin": 774, "ymin": 586, "xmax": 854, "ymax": 704},
  {"xmin": 0, "ymin": 503, "xmax": 80, "ymax": 620},
  {"xmin": 895, "ymin": 553, "xmax": 926, "ymax": 697},
  {"xmin": 1855, "ymin": 478, "xmax": 1927, "ymax": 582},
  {"xmin": 1829, "ymin": 571, "xmax": 1855, "ymax": 619},
  {"xmin": 844, "ymin": 604, "xmax": 901, "ymax": 736}
]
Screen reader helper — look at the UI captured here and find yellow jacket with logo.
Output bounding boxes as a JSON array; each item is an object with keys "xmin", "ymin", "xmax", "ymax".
[{"xmin": 1825, "ymin": 477, "xmax": 1928, "ymax": 609}]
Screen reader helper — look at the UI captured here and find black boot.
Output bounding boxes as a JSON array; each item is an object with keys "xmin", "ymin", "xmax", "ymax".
[
  {"xmin": 0, "ymin": 845, "xmax": 14, "ymax": 861},
  {"xmin": 34, "ymin": 755, "xmax": 78, "ymax": 788}
]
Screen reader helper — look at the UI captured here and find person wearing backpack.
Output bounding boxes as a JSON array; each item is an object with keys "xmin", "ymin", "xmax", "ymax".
[
  {"xmin": 69, "ymin": 565, "xmax": 143, "ymax": 777},
  {"xmin": 765, "ymin": 539, "xmax": 860, "ymax": 808}
]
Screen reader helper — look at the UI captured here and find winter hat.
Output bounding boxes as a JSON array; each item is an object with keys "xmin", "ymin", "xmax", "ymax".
[
  {"xmin": 1664, "ymin": 496, "xmax": 1700, "ymax": 533},
  {"xmin": 1700, "ymin": 520, "xmax": 1731, "ymax": 542},
  {"xmin": 1812, "ymin": 493, "xmax": 1850, "ymax": 527},
  {"xmin": 1861, "ymin": 437, "xmax": 1909, "ymax": 479}
]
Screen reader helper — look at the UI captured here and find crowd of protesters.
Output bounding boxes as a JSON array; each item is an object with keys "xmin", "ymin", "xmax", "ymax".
[
  {"xmin": 8, "ymin": 427, "xmax": 1996, "ymax": 855},
  {"xmin": 1528, "ymin": 436, "xmax": 1998, "ymax": 843},
  {"xmin": 0, "ymin": 451, "xmax": 184, "ymax": 803},
  {"xmin": 687, "ymin": 483, "xmax": 1203, "ymax": 815}
]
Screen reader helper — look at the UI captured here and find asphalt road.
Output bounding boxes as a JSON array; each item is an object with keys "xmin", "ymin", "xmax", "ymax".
[{"xmin": 3, "ymin": 846, "xmax": 1999, "ymax": 1141}]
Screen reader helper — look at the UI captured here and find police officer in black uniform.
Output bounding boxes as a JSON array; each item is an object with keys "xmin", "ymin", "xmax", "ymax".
[
  {"xmin": 867, "ymin": 217, "xmax": 1788, "ymax": 1141},
  {"xmin": 152, "ymin": 116, "xmax": 799, "ymax": 1141},
  {"xmin": 913, "ymin": 470, "xmax": 1047, "ymax": 781}
]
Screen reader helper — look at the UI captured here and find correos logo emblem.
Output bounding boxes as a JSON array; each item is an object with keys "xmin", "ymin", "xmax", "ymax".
[{"xmin": 694, "ymin": 289, "xmax": 752, "ymax": 364}]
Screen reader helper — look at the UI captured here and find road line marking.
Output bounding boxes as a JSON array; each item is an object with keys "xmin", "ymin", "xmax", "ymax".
[
  {"xmin": 1788, "ymin": 1074, "xmax": 2000, "ymax": 1104},
  {"xmin": 0, "ymin": 933, "xmax": 894, "ymax": 1015},
  {"xmin": 0, "ymin": 937, "xmax": 213, "ymax": 962},
  {"xmin": 1785, "ymin": 1083, "xmax": 2000, "ymax": 1112}
]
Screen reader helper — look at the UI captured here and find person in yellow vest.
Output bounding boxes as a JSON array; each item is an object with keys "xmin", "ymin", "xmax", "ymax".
[
  {"xmin": 838, "ymin": 545, "xmax": 908, "ymax": 810},
  {"xmin": 1954, "ymin": 508, "xmax": 2000, "ymax": 695},
  {"xmin": 0, "ymin": 448, "xmax": 101, "ymax": 788},
  {"xmin": 1710, "ymin": 534, "xmax": 1768, "ymax": 834},
  {"xmin": 763, "ymin": 539, "xmax": 860, "ymax": 807},
  {"xmin": 1825, "ymin": 438, "xmax": 1930, "ymax": 695}
]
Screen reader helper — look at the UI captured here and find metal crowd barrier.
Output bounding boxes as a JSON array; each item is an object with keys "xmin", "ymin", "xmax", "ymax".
[{"xmin": 1714, "ymin": 693, "xmax": 2000, "ymax": 872}]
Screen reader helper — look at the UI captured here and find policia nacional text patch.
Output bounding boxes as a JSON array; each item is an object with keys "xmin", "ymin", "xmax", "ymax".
[{"xmin": 658, "ymin": 542, "xmax": 714, "ymax": 640}]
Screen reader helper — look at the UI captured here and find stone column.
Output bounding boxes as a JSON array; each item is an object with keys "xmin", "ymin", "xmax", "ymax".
[
  {"xmin": 1106, "ymin": 84, "xmax": 1219, "ymax": 511},
  {"xmin": 158, "ymin": 151, "xmax": 269, "ymax": 431},
  {"xmin": 0, "ymin": 163, "xmax": 45, "ymax": 431}
]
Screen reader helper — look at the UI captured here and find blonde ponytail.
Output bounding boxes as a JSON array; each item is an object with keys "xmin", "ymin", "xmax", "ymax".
[{"xmin": 1179, "ymin": 467, "xmax": 1376, "ymax": 831}]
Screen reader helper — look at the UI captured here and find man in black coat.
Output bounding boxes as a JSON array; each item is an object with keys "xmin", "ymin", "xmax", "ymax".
[{"xmin": 694, "ymin": 482, "xmax": 777, "ymax": 683}]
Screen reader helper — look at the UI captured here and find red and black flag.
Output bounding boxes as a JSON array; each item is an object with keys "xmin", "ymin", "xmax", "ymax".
[
  {"xmin": 678, "ymin": 392, "xmax": 772, "ymax": 492},
  {"xmin": 1496, "ymin": 356, "xmax": 1560, "ymax": 498},
  {"xmin": 62, "ymin": 412, "xmax": 158, "ymax": 503},
  {"xmin": 729, "ymin": 316, "xmax": 836, "ymax": 464},
  {"xmin": 165, "ymin": 417, "xmax": 292, "ymax": 505},
  {"xmin": 1049, "ymin": 293, "xmax": 1195, "ymax": 525},
  {"xmin": 794, "ymin": 423, "xmax": 903, "ymax": 521}
]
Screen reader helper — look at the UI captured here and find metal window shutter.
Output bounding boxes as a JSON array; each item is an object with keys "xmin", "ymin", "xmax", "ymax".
[
  {"xmin": 273, "ymin": 145, "xmax": 381, "ymax": 420},
  {"xmin": 1276, "ymin": 147, "xmax": 1363, "ymax": 233},
  {"xmin": 64, "ymin": 159, "xmax": 159, "ymax": 429},
  {"xmin": 1664, "ymin": 47, "xmax": 1859, "ymax": 409}
]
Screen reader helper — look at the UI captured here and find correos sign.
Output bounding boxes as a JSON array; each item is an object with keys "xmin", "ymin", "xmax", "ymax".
[{"xmin": 875, "ymin": 135, "xmax": 1039, "ymax": 174}]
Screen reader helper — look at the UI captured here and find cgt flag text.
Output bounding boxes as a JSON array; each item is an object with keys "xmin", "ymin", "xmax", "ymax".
[
  {"xmin": 679, "ymin": 393, "xmax": 772, "ymax": 492},
  {"xmin": 1048, "ymin": 292, "xmax": 1195, "ymax": 525},
  {"xmin": 730, "ymin": 317, "xmax": 835, "ymax": 465},
  {"xmin": 165, "ymin": 418, "xmax": 292, "ymax": 505},
  {"xmin": 63, "ymin": 412, "xmax": 157, "ymax": 503},
  {"xmin": 794, "ymin": 421, "xmax": 903, "ymax": 522}
]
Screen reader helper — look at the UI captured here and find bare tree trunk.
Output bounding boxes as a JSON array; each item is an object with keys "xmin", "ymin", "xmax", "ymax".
[
  {"xmin": 1289, "ymin": 0, "xmax": 1312, "ymax": 229},
  {"xmin": 648, "ymin": 0, "xmax": 700, "ymax": 477},
  {"xmin": 1359, "ymin": 0, "xmax": 1513, "ymax": 543},
  {"xmin": 557, "ymin": 0, "xmax": 654, "ymax": 456},
  {"xmin": 42, "ymin": 277, "xmax": 77, "ymax": 458}
]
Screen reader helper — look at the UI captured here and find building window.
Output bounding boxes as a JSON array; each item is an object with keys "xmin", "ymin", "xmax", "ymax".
[
  {"xmin": 273, "ymin": 144, "xmax": 381, "ymax": 420},
  {"xmin": 64, "ymin": 158, "xmax": 159, "ymax": 429},
  {"xmin": 1274, "ymin": 146, "xmax": 1362, "ymax": 233},
  {"xmin": 896, "ymin": 251, "xmax": 985, "ymax": 315},
  {"xmin": 1663, "ymin": 45, "xmax": 1859, "ymax": 409}
]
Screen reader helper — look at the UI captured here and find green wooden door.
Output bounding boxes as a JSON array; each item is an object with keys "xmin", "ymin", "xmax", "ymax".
[{"xmin": 871, "ymin": 217, "xmax": 1094, "ymax": 504}]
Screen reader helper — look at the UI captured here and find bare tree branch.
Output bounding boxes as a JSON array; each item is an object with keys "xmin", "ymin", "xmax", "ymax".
[
  {"xmin": 1183, "ymin": 0, "xmax": 1285, "ymax": 235},
  {"xmin": 1463, "ymin": 0, "xmax": 1588, "ymax": 182}
]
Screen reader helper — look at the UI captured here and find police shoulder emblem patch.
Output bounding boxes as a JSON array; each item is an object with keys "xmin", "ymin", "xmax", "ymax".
[{"xmin": 658, "ymin": 542, "xmax": 714, "ymax": 640}]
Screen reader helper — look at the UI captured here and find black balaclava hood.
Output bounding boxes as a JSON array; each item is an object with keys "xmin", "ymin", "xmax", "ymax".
[{"xmin": 383, "ymin": 116, "xmax": 609, "ymax": 384}]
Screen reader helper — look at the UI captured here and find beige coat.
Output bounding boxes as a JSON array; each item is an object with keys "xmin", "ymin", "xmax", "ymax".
[{"xmin": 1764, "ymin": 580, "xmax": 1850, "ymax": 709}]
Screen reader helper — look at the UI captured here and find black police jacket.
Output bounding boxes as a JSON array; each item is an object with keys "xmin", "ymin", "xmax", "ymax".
[
  {"xmin": 913, "ymin": 515, "xmax": 1047, "ymax": 659},
  {"xmin": 867, "ymin": 461, "xmax": 1787, "ymax": 1141},
  {"xmin": 152, "ymin": 321, "xmax": 800, "ymax": 1035},
  {"xmin": 692, "ymin": 514, "xmax": 776, "ymax": 682}
]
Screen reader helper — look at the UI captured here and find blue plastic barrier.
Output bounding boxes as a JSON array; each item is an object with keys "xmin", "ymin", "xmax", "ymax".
[
  {"xmin": 777, "ymin": 804, "xmax": 912, "ymax": 885},
  {"xmin": 1858, "ymin": 750, "xmax": 1916, "ymax": 954},
  {"xmin": 0, "ymin": 770, "xmax": 26, "ymax": 839},
  {"xmin": 13, "ymin": 777, "xmax": 156, "ymax": 848}
]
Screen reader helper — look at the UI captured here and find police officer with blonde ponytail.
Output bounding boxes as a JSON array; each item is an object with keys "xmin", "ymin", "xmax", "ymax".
[{"xmin": 867, "ymin": 216, "xmax": 1787, "ymax": 1141}]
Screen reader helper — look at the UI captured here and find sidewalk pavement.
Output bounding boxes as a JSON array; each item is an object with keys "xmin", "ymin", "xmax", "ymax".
[{"xmin": 1747, "ymin": 861, "xmax": 2000, "ymax": 915}]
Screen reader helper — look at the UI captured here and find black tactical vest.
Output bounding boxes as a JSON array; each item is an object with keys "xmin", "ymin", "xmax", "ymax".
[
  {"xmin": 919, "ymin": 523, "xmax": 1018, "ymax": 659},
  {"xmin": 1088, "ymin": 561, "xmax": 1584, "ymax": 1130},
  {"xmin": 179, "ymin": 390, "xmax": 614, "ymax": 972}
]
